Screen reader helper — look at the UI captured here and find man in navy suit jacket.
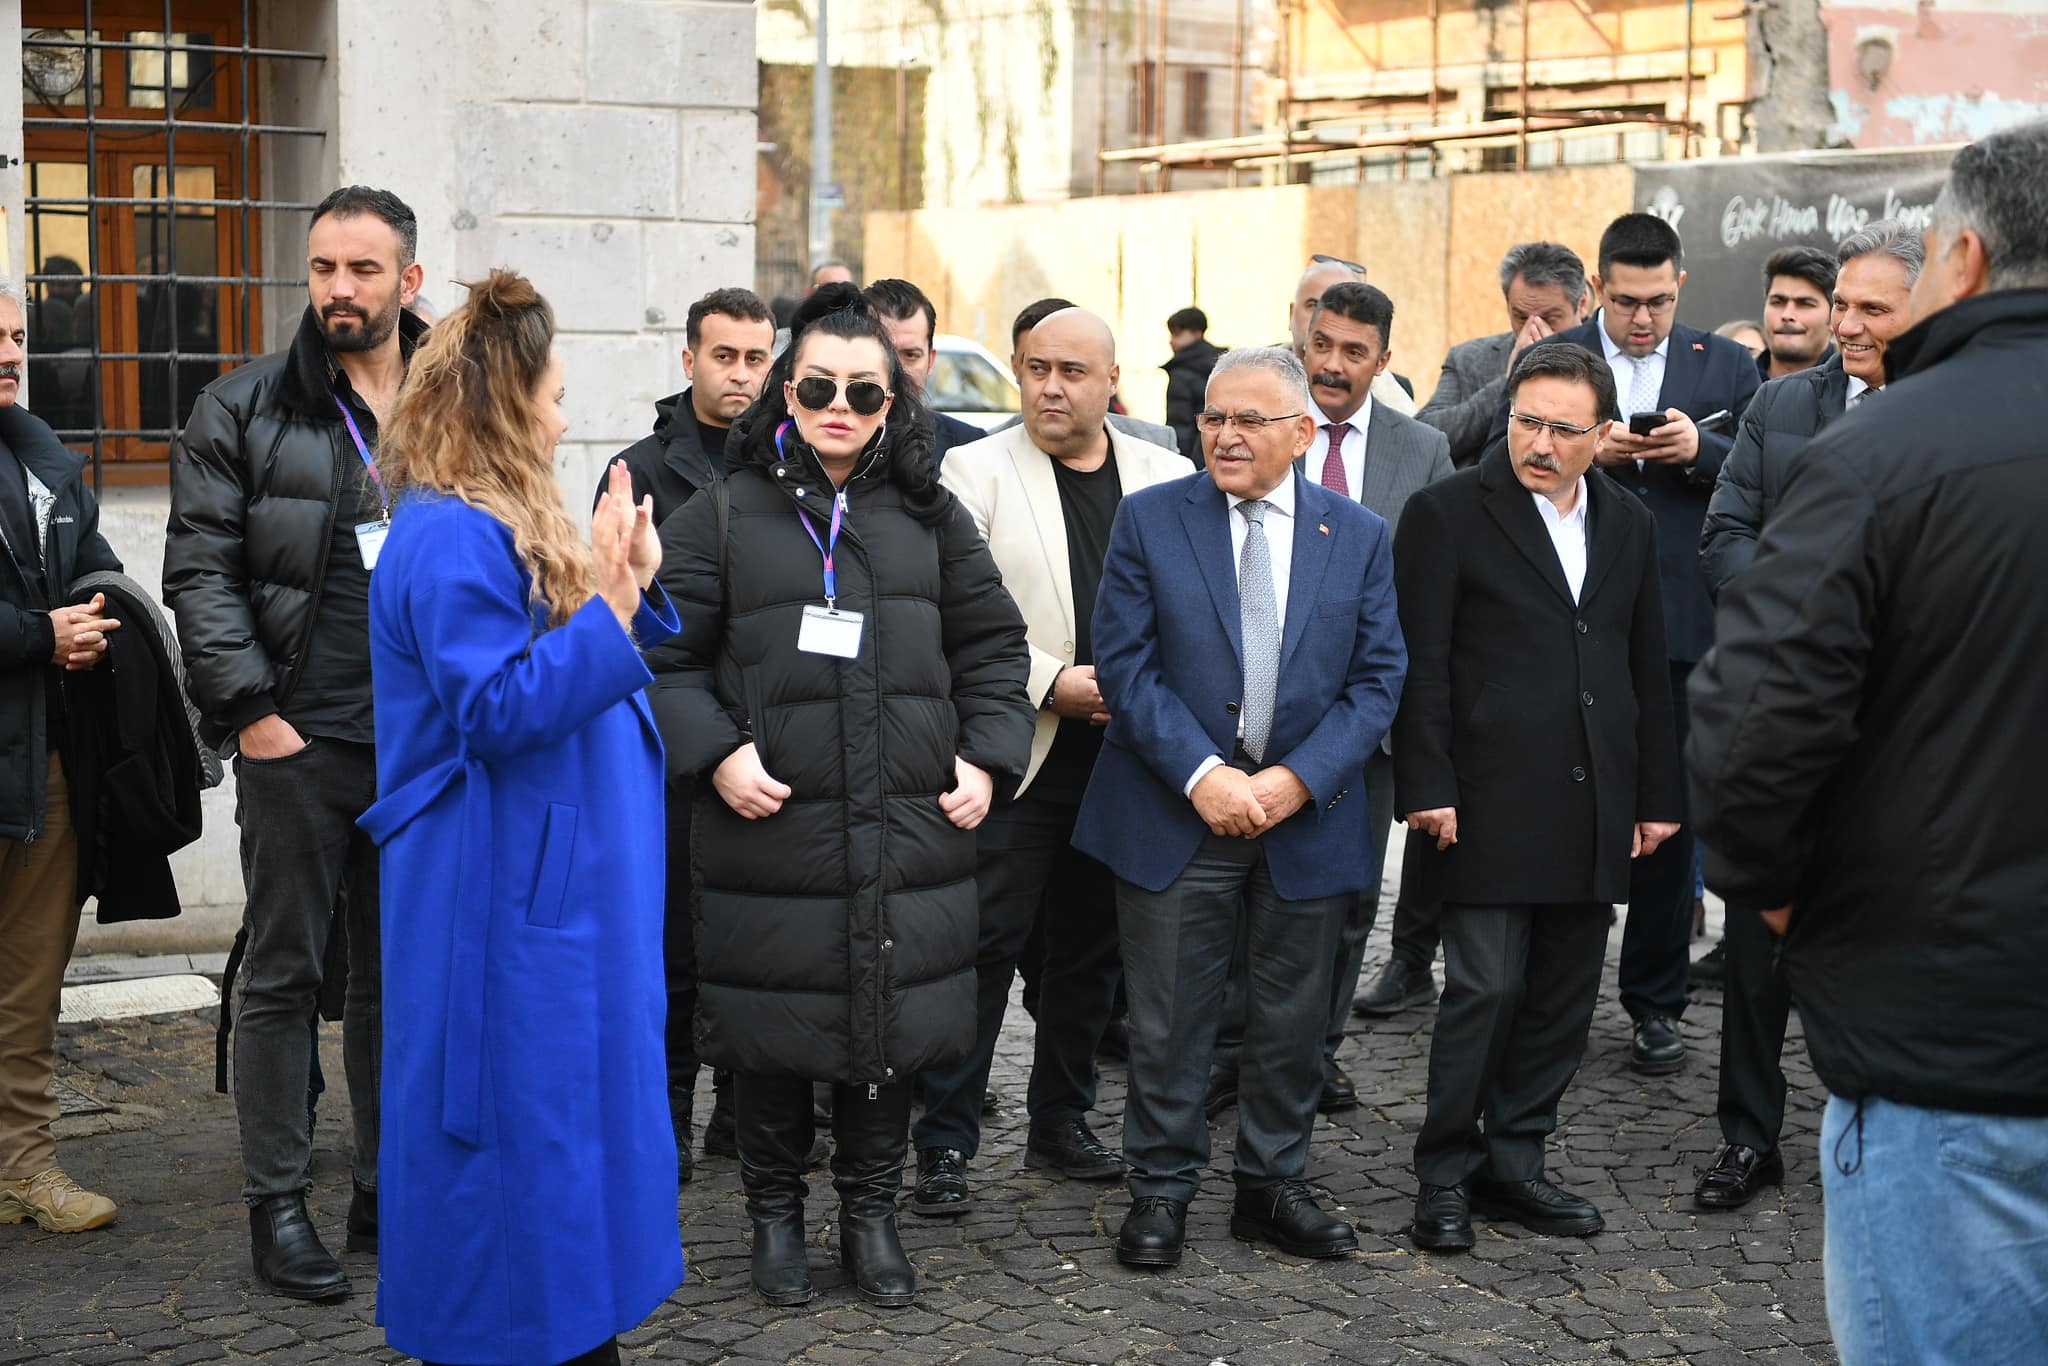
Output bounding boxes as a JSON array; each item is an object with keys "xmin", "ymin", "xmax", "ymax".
[
  {"xmin": 1484, "ymin": 213, "xmax": 1760, "ymax": 1078},
  {"xmin": 1073, "ymin": 346, "xmax": 1405, "ymax": 1270}
]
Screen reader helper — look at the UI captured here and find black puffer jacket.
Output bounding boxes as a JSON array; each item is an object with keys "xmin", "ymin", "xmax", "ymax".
[
  {"xmin": 0, "ymin": 403, "xmax": 123, "ymax": 843},
  {"xmin": 1698, "ymin": 354, "xmax": 1851, "ymax": 596},
  {"xmin": 647, "ymin": 415, "xmax": 1033, "ymax": 1086},
  {"xmin": 594, "ymin": 388, "xmax": 721, "ymax": 525},
  {"xmin": 1688, "ymin": 287, "xmax": 2048, "ymax": 1116},
  {"xmin": 163, "ymin": 306, "xmax": 428, "ymax": 748}
]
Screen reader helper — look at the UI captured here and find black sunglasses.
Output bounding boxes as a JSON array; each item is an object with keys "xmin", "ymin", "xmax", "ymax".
[
  {"xmin": 1311, "ymin": 253, "xmax": 1367, "ymax": 276},
  {"xmin": 793, "ymin": 375, "xmax": 890, "ymax": 416}
]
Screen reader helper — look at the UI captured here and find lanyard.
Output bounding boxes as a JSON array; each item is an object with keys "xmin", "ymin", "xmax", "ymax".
[
  {"xmin": 332, "ymin": 393, "xmax": 388, "ymax": 516},
  {"xmin": 779, "ymin": 421, "xmax": 847, "ymax": 607}
]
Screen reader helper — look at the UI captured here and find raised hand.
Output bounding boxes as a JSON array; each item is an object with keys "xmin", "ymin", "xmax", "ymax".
[{"xmin": 591, "ymin": 472, "xmax": 641, "ymax": 631}]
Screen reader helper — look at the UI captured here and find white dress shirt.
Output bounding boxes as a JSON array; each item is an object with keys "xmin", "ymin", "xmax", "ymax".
[
  {"xmin": 1306, "ymin": 397, "xmax": 1373, "ymax": 501},
  {"xmin": 1594, "ymin": 311, "xmax": 1670, "ymax": 416},
  {"xmin": 1846, "ymin": 375, "xmax": 1872, "ymax": 408},
  {"xmin": 1183, "ymin": 474, "xmax": 1298, "ymax": 795},
  {"xmin": 1532, "ymin": 479, "xmax": 1591, "ymax": 603}
]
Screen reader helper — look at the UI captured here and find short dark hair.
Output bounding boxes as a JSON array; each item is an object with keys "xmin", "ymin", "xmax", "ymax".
[
  {"xmin": 1508, "ymin": 341, "xmax": 1617, "ymax": 420},
  {"xmin": 1932, "ymin": 117, "xmax": 2048, "ymax": 291},
  {"xmin": 1012, "ymin": 297, "xmax": 1077, "ymax": 348},
  {"xmin": 1309, "ymin": 281, "xmax": 1394, "ymax": 348},
  {"xmin": 1597, "ymin": 212, "xmax": 1683, "ymax": 278},
  {"xmin": 310, "ymin": 186, "xmax": 418, "ymax": 267},
  {"xmin": 863, "ymin": 278, "xmax": 938, "ymax": 349},
  {"xmin": 1762, "ymin": 245, "xmax": 1838, "ymax": 300},
  {"xmin": 1167, "ymin": 306, "xmax": 1208, "ymax": 334},
  {"xmin": 685, "ymin": 287, "xmax": 773, "ymax": 350},
  {"xmin": 1498, "ymin": 241, "xmax": 1589, "ymax": 306}
]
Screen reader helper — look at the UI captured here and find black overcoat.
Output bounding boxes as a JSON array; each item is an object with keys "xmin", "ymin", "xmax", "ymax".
[{"xmin": 1392, "ymin": 447, "xmax": 1682, "ymax": 905}]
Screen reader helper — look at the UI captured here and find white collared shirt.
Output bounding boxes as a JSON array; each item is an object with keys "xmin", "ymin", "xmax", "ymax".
[
  {"xmin": 1532, "ymin": 478, "xmax": 1591, "ymax": 602},
  {"xmin": 1846, "ymin": 375, "xmax": 1872, "ymax": 408},
  {"xmin": 1305, "ymin": 397, "xmax": 1373, "ymax": 501},
  {"xmin": 1594, "ymin": 310, "xmax": 1671, "ymax": 415},
  {"xmin": 1184, "ymin": 473, "xmax": 1299, "ymax": 794}
]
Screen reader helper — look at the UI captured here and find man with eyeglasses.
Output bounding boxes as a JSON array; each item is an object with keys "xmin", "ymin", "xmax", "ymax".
[
  {"xmin": 1287, "ymin": 258, "xmax": 1417, "ymax": 415},
  {"xmin": 1074, "ymin": 346, "xmax": 1405, "ymax": 1269},
  {"xmin": 1402, "ymin": 342, "xmax": 1682, "ymax": 1252},
  {"xmin": 1484, "ymin": 212, "xmax": 1759, "ymax": 1078}
]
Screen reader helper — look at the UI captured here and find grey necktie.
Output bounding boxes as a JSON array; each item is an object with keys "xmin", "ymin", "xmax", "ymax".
[
  {"xmin": 1627, "ymin": 356, "xmax": 1661, "ymax": 419},
  {"xmin": 1237, "ymin": 499, "xmax": 1279, "ymax": 764}
]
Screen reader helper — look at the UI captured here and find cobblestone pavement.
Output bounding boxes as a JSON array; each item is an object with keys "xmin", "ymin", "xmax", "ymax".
[{"xmin": 7, "ymin": 905, "xmax": 1837, "ymax": 1365}]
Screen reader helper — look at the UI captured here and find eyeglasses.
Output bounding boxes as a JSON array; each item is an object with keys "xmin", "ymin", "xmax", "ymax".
[
  {"xmin": 1509, "ymin": 412, "xmax": 1602, "ymax": 440},
  {"xmin": 793, "ymin": 375, "xmax": 890, "ymax": 415},
  {"xmin": 1196, "ymin": 410, "xmax": 1305, "ymax": 434},
  {"xmin": 1311, "ymin": 253, "xmax": 1366, "ymax": 275},
  {"xmin": 1604, "ymin": 292, "xmax": 1678, "ymax": 317}
]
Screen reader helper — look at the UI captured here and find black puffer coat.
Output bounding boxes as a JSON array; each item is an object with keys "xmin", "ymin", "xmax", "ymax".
[
  {"xmin": 647, "ymin": 416, "xmax": 1032, "ymax": 1086},
  {"xmin": 164, "ymin": 306, "xmax": 428, "ymax": 748}
]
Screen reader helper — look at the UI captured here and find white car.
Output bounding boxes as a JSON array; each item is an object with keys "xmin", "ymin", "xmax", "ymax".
[{"xmin": 929, "ymin": 333, "xmax": 1020, "ymax": 432}]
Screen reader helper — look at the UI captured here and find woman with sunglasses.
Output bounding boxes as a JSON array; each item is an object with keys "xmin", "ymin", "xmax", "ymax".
[{"xmin": 649, "ymin": 282, "xmax": 1032, "ymax": 1309}]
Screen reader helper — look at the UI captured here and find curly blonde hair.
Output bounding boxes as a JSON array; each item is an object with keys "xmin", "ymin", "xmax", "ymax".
[{"xmin": 379, "ymin": 270, "xmax": 593, "ymax": 629}]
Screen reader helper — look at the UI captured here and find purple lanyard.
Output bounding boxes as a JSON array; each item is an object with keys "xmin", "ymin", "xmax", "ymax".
[
  {"xmin": 779, "ymin": 421, "xmax": 847, "ymax": 606},
  {"xmin": 332, "ymin": 394, "xmax": 388, "ymax": 517}
]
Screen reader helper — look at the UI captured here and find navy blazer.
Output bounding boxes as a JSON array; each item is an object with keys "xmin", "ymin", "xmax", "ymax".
[
  {"xmin": 1071, "ymin": 469, "xmax": 1407, "ymax": 900},
  {"xmin": 1485, "ymin": 319, "xmax": 1760, "ymax": 663}
]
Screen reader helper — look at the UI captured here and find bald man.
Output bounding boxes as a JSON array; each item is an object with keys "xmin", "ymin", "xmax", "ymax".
[
  {"xmin": 1289, "ymin": 259, "xmax": 1418, "ymax": 415},
  {"xmin": 912, "ymin": 310, "xmax": 1195, "ymax": 1217}
]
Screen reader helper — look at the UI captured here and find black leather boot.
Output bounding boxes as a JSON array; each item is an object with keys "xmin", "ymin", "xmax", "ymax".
[
  {"xmin": 250, "ymin": 1192, "xmax": 349, "ymax": 1301},
  {"xmin": 832, "ymin": 1081, "xmax": 916, "ymax": 1307},
  {"xmin": 737, "ymin": 1072, "xmax": 815, "ymax": 1306},
  {"xmin": 344, "ymin": 1182, "xmax": 376, "ymax": 1253}
]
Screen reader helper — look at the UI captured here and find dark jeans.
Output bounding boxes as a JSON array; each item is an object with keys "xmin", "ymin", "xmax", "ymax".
[
  {"xmin": 1118, "ymin": 835, "xmax": 1345, "ymax": 1203},
  {"xmin": 1415, "ymin": 902, "xmax": 1608, "ymax": 1188},
  {"xmin": 232, "ymin": 737, "xmax": 380, "ymax": 1201},
  {"xmin": 1619, "ymin": 659, "xmax": 1695, "ymax": 1022},
  {"xmin": 1716, "ymin": 898, "xmax": 1795, "ymax": 1152},
  {"xmin": 914, "ymin": 790, "xmax": 1119, "ymax": 1156},
  {"xmin": 662, "ymin": 783, "xmax": 700, "ymax": 1099}
]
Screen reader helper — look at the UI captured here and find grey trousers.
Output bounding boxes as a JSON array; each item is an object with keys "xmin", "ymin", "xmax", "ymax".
[
  {"xmin": 1117, "ymin": 835, "xmax": 1346, "ymax": 1204},
  {"xmin": 232, "ymin": 737, "xmax": 381, "ymax": 1201}
]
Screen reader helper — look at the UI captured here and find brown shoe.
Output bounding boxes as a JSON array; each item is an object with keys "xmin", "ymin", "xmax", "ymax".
[{"xmin": 0, "ymin": 1167, "xmax": 117, "ymax": 1233}]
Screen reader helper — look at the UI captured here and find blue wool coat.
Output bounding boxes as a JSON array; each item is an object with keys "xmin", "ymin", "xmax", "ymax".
[{"xmin": 359, "ymin": 492, "xmax": 683, "ymax": 1366}]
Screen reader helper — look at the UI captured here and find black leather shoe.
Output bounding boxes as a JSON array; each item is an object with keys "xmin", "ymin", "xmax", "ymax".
[
  {"xmin": 910, "ymin": 1147, "xmax": 971, "ymax": 1217},
  {"xmin": 982, "ymin": 1088, "xmax": 1000, "ymax": 1115},
  {"xmin": 343, "ymin": 1182, "xmax": 376, "ymax": 1253},
  {"xmin": 1411, "ymin": 1183, "xmax": 1474, "ymax": 1252},
  {"xmin": 1024, "ymin": 1117, "xmax": 1126, "ymax": 1180},
  {"xmin": 1205, "ymin": 1068, "xmax": 1239, "ymax": 1117},
  {"xmin": 1096, "ymin": 1016, "xmax": 1130, "ymax": 1062},
  {"xmin": 250, "ymin": 1193, "xmax": 350, "ymax": 1301},
  {"xmin": 703, "ymin": 1077, "xmax": 738, "ymax": 1158},
  {"xmin": 1688, "ymin": 943, "xmax": 1727, "ymax": 990},
  {"xmin": 1470, "ymin": 1176, "xmax": 1603, "ymax": 1236},
  {"xmin": 1353, "ymin": 958, "xmax": 1439, "ymax": 1017},
  {"xmin": 1630, "ymin": 1014, "xmax": 1686, "ymax": 1075},
  {"xmin": 1231, "ymin": 1180, "xmax": 1358, "ymax": 1259},
  {"xmin": 1319, "ymin": 1062, "xmax": 1360, "ymax": 1113},
  {"xmin": 1115, "ymin": 1196, "xmax": 1187, "ymax": 1268},
  {"xmin": 1693, "ymin": 1144, "xmax": 1785, "ymax": 1210}
]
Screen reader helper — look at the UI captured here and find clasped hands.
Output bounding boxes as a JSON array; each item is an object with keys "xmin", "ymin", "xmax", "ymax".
[
  {"xmin": 716, "ymin": 745, "xmax": 994, "ymax": 832},
  {"xmin": 592, "ymin": 460, "xmax": 660, "ymax": 631},
  {"xmin": 1190, "ymin": 763, "xmax": 1310, "ymax": 838},
  {"xmin": 1402, "ymin": 808, "xmax": 1680, "ymax": 860}
]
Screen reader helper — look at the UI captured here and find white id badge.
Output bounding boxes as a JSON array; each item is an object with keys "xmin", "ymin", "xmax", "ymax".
[
  {"xmin": 797, "ymin": 604, "xmax": 863, "ymax": 659},
  {"xmin": 354, "ymin": 520, "xmax": 392, "ymax": 570}
]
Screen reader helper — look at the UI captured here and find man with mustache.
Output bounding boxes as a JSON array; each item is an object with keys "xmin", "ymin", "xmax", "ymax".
[
  {"xmin": 165, "ymin": 186, "xmax": 425, "ymax": 1303},
  {"xmin": 0, "ymin": 278, "xmax": 126, "ymax": 1236},
  {"xmin": 1758, "ymin": 246, "xmax": 1837, "ymax": 381},
  {"xmin": 595, "ymin": 285, "xmax": 773, "ymax": 1180},
  {"xmin": 1399, "ymin": 342, "xmax": 1681, "ymax": 1251}
]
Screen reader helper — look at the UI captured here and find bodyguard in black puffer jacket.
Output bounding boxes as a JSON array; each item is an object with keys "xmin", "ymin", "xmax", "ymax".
[{"xmin": 649, "ymin": 285, "xmax": 1032, "ymax": 1310}]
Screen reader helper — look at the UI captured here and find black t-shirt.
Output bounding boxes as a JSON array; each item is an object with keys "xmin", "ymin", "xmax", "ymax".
[
  {"xmin": 1032, "ymin": 449, "xmax": 1122, "ymax": 802},
  {"xmin": 692, "ymin": 407, "xmax": 731, "ymax": 475},
  {"xmin": 284, "ymin": 387, "xmax": 383, "ymax": 744}
]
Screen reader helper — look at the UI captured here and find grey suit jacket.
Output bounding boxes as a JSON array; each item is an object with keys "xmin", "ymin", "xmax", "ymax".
[
  {"xmin": 1297, "ymin": 400, "xmax": 1456, "ymax": 538},
  {"xmin": 994, "ymin": 410, "xmax": 1180, "ymax": 453},
  {"xmin": 1417, "ymin": 330, "xmax": 1514, "ymax": 468}
]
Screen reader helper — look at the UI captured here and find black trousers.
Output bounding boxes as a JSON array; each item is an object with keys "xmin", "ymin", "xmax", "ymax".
[
  {"xmin": 661, "ymin": 783, "xmax": 700, "ymax": 1098},
  {"xmin": 1415, "ymin": 902, "xmax": 1609, "ymax": 1188},
  {"xmin": 912, "ymin": 789, "xmax": 1119, "ymax": 1156},
  {"xmin": 1618, "ymin": 659, "xmax": 1695, "ymax": 1022},
  {"xmin": 1383, "ymin": 825, "xmax": 1444, "ymax": 972},
  {"xmin": 1322, "ymin": 755, "xmax": 1395, "ymax": 1057},
  {"xmin": 1715, "ymin": 899, "xmax": 1795, "ymax": 1152}
]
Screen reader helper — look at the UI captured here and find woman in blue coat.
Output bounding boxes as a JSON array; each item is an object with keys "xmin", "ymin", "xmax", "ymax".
[{"xmin": 359, "ymin": 271, "xmax": 683, "ymax": 1366}]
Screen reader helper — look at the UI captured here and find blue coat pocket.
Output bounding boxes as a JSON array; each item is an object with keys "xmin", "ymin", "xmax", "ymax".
[{"xmin": 527, "ymin": 803, "xmax": 579, "ymax": 928}]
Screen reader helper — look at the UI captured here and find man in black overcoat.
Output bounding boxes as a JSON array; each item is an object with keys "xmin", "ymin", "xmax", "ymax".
[{"xmin": 1395, "ymin": 343, "xmax": 1682, "ymax": 1252}]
